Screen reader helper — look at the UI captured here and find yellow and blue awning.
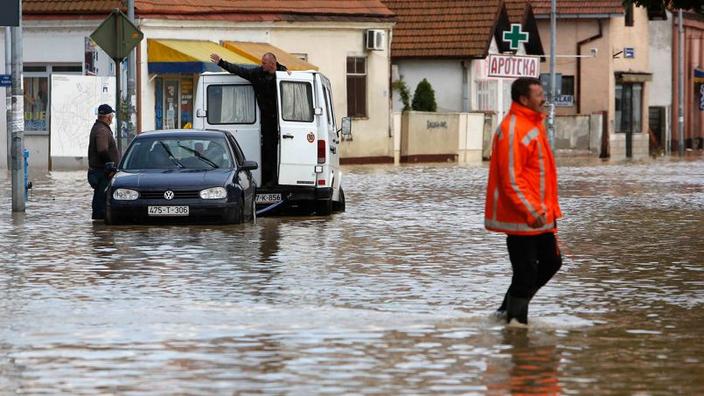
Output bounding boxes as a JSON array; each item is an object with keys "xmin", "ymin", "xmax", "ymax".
[
  {"xmin": 148, "ymin": 39, "xmax": 318, "ymax": 74},
  {"xmin": 222, "ymin": 41, "xmax": 318, "ymax": 71},
  {"xmin": 147, "ymin": 39, "xmax": 255, "ymax": 74}
]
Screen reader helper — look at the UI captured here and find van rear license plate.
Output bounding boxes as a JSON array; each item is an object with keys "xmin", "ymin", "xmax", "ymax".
[
  {"xmin": 148, "ymin": 206, "xmax": 189, "ymax": 216},
  {"xmin": 256, "ymin": 193, "xmax": 282, "ymax": 204}
]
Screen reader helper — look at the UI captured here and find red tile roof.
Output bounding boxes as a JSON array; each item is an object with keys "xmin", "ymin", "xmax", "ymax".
[
  {"xmin": 382, "ymin": 0, "xmax": 502, "ymax": 58},
  {"xmin": 24, "ymin": 0, "xmax": 122, "ymax": 14},
  {"xmin": 23, "ymin": 0, "xmax": 394, "ymax": 20},
  {"xmin": 530, "ymin": 0, "xmax": 624, "ymax": 17},
  {"xmin": 505, "ymin": 0, "xmax": 529, "ymax": 24}
]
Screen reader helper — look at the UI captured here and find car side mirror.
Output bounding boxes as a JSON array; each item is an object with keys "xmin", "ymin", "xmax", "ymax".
[
  {"xmin": 340, "ymin": 117, "xmax": 352, "ymax": 137},
  {"xmin": 241, "ymin": 160, "xmax": 258, "ymax": 171},
  {"xmin": 196, "ymin": 109, "xmax": 207, "ymax": 118}
]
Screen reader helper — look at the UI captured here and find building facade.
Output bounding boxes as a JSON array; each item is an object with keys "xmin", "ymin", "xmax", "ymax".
[{"xmin": 0, "ymin": 0, "xmax": 396, "ymax": 170}]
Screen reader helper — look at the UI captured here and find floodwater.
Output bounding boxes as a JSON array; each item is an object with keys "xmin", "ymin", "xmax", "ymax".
[{"xmin": 1, "ymin": 157, "xmax": 703, "ymax": 394}]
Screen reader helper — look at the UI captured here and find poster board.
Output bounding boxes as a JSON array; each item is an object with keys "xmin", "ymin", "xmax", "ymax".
[{"xmin": 50, "ymin": 74, "xmax": 115, "ymax": 164}]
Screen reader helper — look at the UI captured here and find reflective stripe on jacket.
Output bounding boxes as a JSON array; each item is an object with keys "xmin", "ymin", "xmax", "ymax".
[{"xmin": 484, "ymin": 102, "xmax": 562, "ymax": 235}]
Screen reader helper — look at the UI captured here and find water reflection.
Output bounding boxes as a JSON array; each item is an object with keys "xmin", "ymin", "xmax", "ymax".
[{"xmin": 0, "ymin": 157, "xmax": 703, "ymax": 393}]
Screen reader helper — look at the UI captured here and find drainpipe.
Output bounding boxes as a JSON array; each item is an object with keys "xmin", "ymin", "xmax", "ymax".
[
  {"xmin": 462, "ymin": 60, "xmax": 470, "ymax": 112},
  {"xmin": 5, "ymin": 27, "xmax": 11, "ymax": 169},
  {"xmin": 678, "ymin": 8, "xmax": 684, "ymax": 155},
  {"xmin": 577, "ymin": 20, "xmax": 603, "ymax": 114}
]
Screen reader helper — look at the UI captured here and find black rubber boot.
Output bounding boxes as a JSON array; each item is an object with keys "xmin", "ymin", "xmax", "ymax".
[{"xmin": 506, "ymin": 295, "xmax": 530, "ymax": 325}]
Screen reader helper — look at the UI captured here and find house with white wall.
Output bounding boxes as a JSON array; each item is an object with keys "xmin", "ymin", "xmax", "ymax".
[{"xmin": 0, "ymin": 0, "xmax": 396, "ymax": 170}]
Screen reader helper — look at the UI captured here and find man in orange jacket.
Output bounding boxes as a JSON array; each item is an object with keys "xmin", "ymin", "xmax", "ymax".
[{"xmin": 484, "ymin": 77, "xmax": 563, "ymax": 326}]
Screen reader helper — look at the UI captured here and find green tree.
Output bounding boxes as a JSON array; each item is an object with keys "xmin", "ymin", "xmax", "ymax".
[
  {"xmin": 392, "ymin": 79, "xmax": 411, "ymax": 111},
  {"xmin": 411, "ymin": 78, "xmax": 437, "ymax": 112}
]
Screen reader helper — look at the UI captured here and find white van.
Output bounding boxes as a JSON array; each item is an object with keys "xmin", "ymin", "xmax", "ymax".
[{"xmin": 194, "ymin": 70, "xmax": 350, "ymax": 215}]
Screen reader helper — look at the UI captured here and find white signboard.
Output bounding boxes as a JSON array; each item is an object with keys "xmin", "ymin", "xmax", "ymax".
[
  {"xmin": 554, "ymin": 95, "xmax": 575, "ymax": 107},
  {"xmin": 487, "ymin": 54, "xmax": 540, "ymax": 79},
  {"xmin": 50, "ymin": 74, "xmax": 115, "ymax": 158}
]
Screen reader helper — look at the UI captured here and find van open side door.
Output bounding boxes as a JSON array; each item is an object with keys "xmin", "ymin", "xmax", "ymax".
[{"xmin": 276, "ymin": 71, "xmax": 318, "ymax": 187}]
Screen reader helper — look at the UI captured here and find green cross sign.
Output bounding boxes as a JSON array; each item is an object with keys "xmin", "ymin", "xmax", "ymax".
[{"xmin": 503, "ymin": 24, "xmax": 529, "ymax": 51}]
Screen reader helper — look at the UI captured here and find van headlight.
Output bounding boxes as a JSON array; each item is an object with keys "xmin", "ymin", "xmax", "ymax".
[
  {"xmin": 200, "ymin": 187, "xmax": 227, "ymax": 199},
  {"xmin": 113, "ymin": 188, "xmax": 139, "ymax": 200}
]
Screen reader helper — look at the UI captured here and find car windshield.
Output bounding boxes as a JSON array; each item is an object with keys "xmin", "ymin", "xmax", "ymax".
[{"xmin": 121, "ymin": 136, "xmax": 234, "ymax": 170}]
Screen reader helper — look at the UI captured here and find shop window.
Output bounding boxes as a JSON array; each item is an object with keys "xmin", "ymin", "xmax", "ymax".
[
  {"xmin": 24, "ymin": 76, "xmax": 48, "ymax": 132},
  {"xmin": 155, "ymin": 75, "xmax": 195, "ymax": 129},
  {"xmin": 346, "ymin": 57, "xmax": 367, "ymax": 117},
  {"xmin": 22, "ymin": 64, "xmax": 81, "ymax": 134},
  {"xmin": 615, "ymin": 82, "xmax": 643, "ymax": 133},
  {"xmin": 476, "ymin": 80, "xmax": 498, "ymax": 112}
]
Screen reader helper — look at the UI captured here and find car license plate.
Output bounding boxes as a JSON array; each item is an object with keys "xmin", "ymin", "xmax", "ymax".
[
  {"xmin": 256, "ymin": 193, "xmax": 282, "ymax": 204},
  {"xmin": 147, "ymin": 206, "xmax": 189, "ymax": 216}
]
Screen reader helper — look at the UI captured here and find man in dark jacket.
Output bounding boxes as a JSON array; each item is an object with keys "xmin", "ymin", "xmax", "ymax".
[
  {"xmin": 210, "ymin": 52, "xmax": 287, "ymax": 187},
  {"xmin": 87, "ymin": 104, "xmax": 120, "ymax": 220}
]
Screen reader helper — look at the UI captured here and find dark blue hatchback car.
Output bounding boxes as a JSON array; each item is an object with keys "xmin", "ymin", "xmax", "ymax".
[{"xmin": 105, "ymin": 129, "xmax": 258, "ymax": 225}]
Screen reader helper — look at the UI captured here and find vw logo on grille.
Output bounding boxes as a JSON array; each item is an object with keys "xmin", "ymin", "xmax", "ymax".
[{"xmin": 163, "ymin": 190, "xmax": 175, "ymax": 200}]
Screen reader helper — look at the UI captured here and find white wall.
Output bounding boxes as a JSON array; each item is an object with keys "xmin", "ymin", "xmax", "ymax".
[
  {"xmin": 395, "ymin": 59, "xmax": 464, "ymax": 112},
  {"xmin": 649, "ymin": 12, "xmax": 672, "ymax": 107}
]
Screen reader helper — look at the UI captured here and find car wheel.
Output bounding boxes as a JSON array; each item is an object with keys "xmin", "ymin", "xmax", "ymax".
[
  {"xmin": 315, "ymin": 198, "xmax": 333, "ymax": 216},
  {"xmin": 332, "ymin": 187, "xmax": 346, "ymax": 213}
]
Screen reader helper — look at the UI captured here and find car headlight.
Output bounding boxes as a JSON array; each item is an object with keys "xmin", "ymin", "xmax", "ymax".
[
  {"xmin": 113, "ymin": 188, "xmax": 139, "ymax": 200},
  {"xmin": 199, "ymin": 187, "xmax": 227, "ymax": 200}
]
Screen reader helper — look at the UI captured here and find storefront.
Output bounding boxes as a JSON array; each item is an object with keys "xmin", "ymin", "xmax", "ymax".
[{"xmin": 146, "ymin": 39, "xmax": 317, "ymax": 131}]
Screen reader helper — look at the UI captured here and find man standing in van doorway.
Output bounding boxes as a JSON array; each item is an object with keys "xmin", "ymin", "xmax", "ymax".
[
  {"xmin": 210, "ymin": 52, "xmax": 288, "ymax": 187},
  {"xmin": 484, "ymin": 77, "xmax": 563, "ymax": 327}
]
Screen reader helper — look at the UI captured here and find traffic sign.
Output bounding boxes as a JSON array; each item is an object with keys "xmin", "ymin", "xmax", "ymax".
[
  {"xmin": 0, "ymin": 74, "xmax": 11, "ymax": 88},
  {"xmin": 90, "ymin": 9, "xmax": 143, "ymax": 61},
  {"xmin": 0, "ymin": 0, "xmax": 20, "ymax": 27}
]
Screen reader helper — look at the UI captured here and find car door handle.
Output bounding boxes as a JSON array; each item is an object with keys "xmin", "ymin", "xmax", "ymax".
[{"xmin": 282, "ymin": 134, "xmax": 294, "ymax": 139}]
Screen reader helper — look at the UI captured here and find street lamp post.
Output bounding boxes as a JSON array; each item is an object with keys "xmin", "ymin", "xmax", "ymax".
[{"xmin": 548, "ymin": 0, "xmax": 557, "ymax": 151}]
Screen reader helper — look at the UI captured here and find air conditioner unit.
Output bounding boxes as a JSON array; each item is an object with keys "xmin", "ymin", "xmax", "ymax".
[{"xmin": 365, "ymin": 30, "xmax": 385, "ymax": 51}]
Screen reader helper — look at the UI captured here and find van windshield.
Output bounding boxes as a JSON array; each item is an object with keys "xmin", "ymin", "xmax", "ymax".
[{"xmin": 207, "ymin": 84, "xmax": 256, "ymax": 124}]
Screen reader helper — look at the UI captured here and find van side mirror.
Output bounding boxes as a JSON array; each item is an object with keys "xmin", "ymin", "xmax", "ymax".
[
  {"xmin": 196, "ymin": 109, "xmax": 207, "ymax": 118},
  {"xmin": 241, "ymin": 160, "xmax": 258, "ymax": 171},
  {"xmin": 340, "ymin": 117, "xmax": 352, "ymax": 137}
]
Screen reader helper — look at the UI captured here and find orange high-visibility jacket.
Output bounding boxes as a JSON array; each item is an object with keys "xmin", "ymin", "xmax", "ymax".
[{"xmin": 484, "ymin": 102, "xmax": 562, "ymax": 235}]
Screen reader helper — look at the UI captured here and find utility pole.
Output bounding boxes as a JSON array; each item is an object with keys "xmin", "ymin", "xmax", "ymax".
[
  {"xmin": 678, "ymin": 8, "xmax": 685, "ymax": 156},
  {"xmin": 548, "ymin": 0, "xmax": 557, "ymax": 151},
  {"xmin": 10, "ymin": 10, "xmax": 25, "ymax": 212},
  {"xmin": 126, "ymin": 0, "xmax": 136, "ymax": 149},
  {"xmin": 5, "ymin": 27, "xmax": 11, "ymax": 169}
]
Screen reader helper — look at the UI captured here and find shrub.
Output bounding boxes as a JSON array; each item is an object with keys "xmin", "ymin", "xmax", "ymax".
[{"xmin": 411, "ymin": 78, "xmax": 437, "ymax": 112}]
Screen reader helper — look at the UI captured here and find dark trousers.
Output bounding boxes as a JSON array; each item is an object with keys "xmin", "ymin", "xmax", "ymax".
[
  {"xmin": 87, "ymin": 169, "xmax": 109, "ymax": 219},
  {"xmin": 500, "ymin": 232, "xmax": 562, "ymax": 317},
  {"xmin": 260, "ymin": 115, "xmax": 278, "ymax": 187}
]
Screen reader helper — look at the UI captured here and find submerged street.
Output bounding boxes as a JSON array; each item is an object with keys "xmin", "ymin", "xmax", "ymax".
[{"xmin": 1, "ymin": 158, "xmax": 703, "ymax": 394}]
